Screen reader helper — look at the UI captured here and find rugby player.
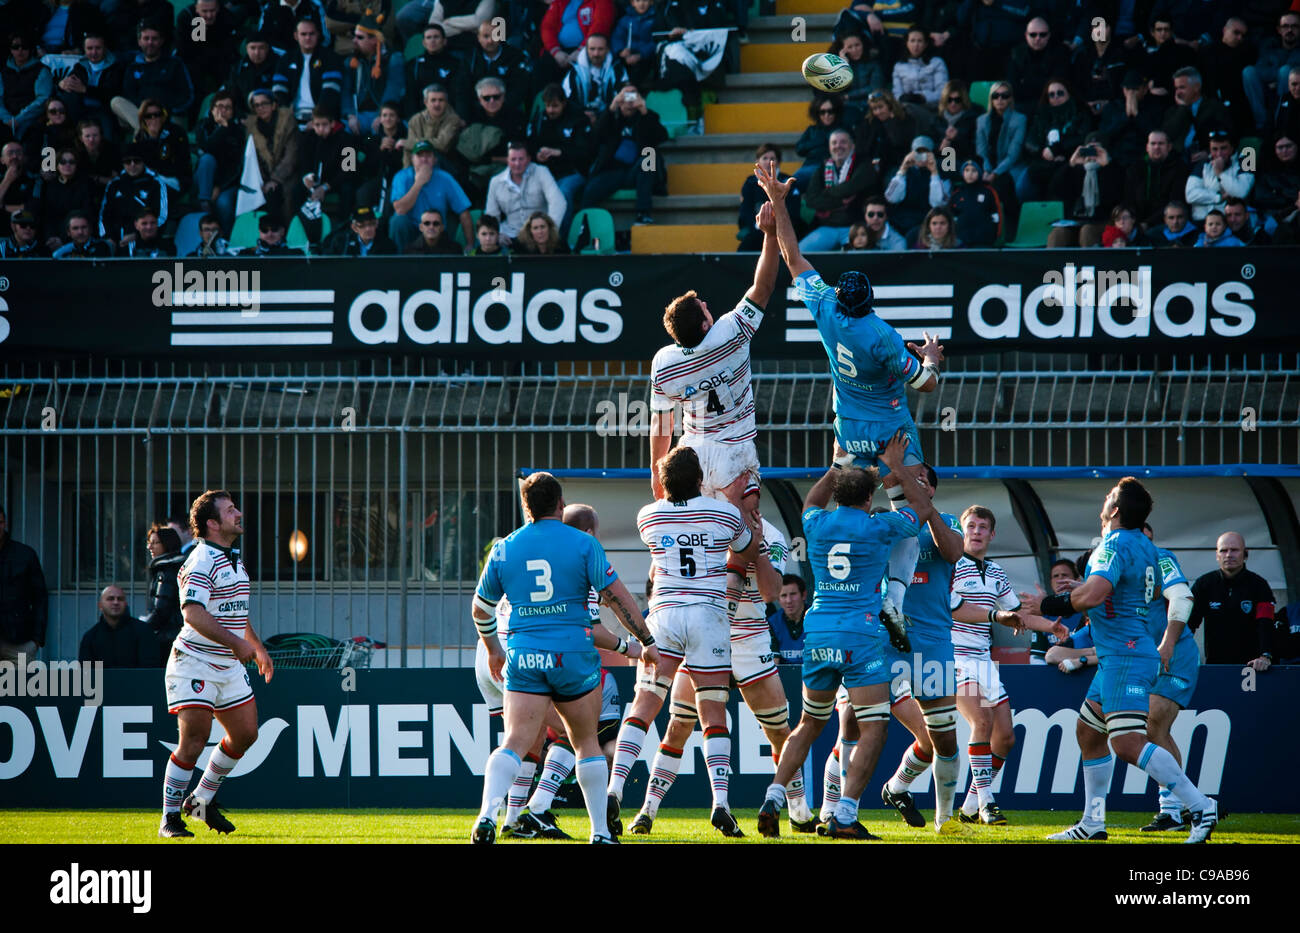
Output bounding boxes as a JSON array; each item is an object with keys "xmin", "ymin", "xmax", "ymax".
[
  {"xmin": 753, "ymin": 158, "xmax": 944, "ymax": 653},
  {"xmin": 608, "ymin": 446, "xmax": 761, "ymax": 838},
  {"xmin": 470, "ymin": 474, "xmax": 659, "ymax": 845},
  {"xmin": 756, "ymin": 432, "xmax": 931, "ymax": 839},
  {"xmin": 1031, "ymin": 478, "xmax": 1218, "ymax": 842},
  {"xmin": 159, "ymin": 490, "xmax": 273, "ymax": 838}
]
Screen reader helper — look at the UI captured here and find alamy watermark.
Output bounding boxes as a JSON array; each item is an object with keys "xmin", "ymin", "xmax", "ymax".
[
  {"xmin": 151, "ymin": 263, "xmax": 262, "ymax": 315},
  {"xmin": 0, "ymin": 654, "xmax": 103, "ymax": 706}
]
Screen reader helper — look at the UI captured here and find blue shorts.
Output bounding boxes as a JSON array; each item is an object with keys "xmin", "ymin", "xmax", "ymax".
[
  {"xmin": 802, "ymin": 629, "xmax": 892, "ymax": 693},
  {"xmin": 504, "ymin": 645, "xmax": 601, "ymax": 701},
  {"xmin": 886, "ymin": 630, "xmax": 955, "ymax": 700},
  {"xmin": 833, "ymin": 416, "xmax": 924, "ymax": 479},
  {"xmin": 1152, "ymin": 637, "xmax": 1199, "ymax": 708},
  {"xmin": 1092, "ymin": 653, "xmax": 1159, "ymax": 716}
]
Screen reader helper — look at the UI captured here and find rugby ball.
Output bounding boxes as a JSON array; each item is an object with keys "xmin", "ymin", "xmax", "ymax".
[{"xmin": 802, "ymin": 53, "xmax": 853, "ymax": 93}]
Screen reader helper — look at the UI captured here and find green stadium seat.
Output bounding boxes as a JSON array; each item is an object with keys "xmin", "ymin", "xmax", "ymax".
[
  {"xmin": 454, "ymin": 208, "xmax": 483, "ymax": 246},
  {"xmin": 405, "ymin": 32, "xmax": 424, "ymax": 62},
  {"xmin": 229, "ymin": 209, "xmax": 264, "ymax": 249},
  {"xmin": 969, "ymin": 81, "xmax": 995, "ymax": 110},
  {"xmin": 566, "ymin": 208, "xmax": 616, "ymax": 254},
  {"xmin": 173, "ymin": 211, "xmax": 206, "ymax": 257},
  {"xmin": 1006, "ymin": 200, "xmax": 1064, "ymax": 248},
  {"xmin": 645, "ymin": 89, "xmax": 692, "ymax": 138},
  {"xmin": 288, "ymin": 214, "xmax": 330, "ymax": 252}
]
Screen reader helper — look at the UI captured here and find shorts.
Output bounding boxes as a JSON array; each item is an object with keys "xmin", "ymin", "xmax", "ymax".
[
  {"xmin": 1152, "ymin": 638, "xmax": 1199, "ymax": 708},
  {"xmin": 729, "ymin": 632, "xmax": 779, "ymax": 687},
  {"xmin": 504, "ymin": 644, "xmax": 601, "ymax": 701},
  {"xmin": 954, "ymin": 651, "xmax": 1008, "ymax": 706},
  {"xmin": 833, "ymin": 416, "xmax": 924, "ymax": 479},
  {"xmin": 678, "ymin": 434, "xmax": 761, "ymax": 499},
  {"xmin": 886, "ymin": 630, "xmax": 955, "ymax": 701},
  {"xmin": 474, "ymin": 640, "xmax": 504, "ymax": 716},
  {"xmin": 646, "ymin": 602, "xmax": 730, "ymax": 677},
  {"xmin": 802, "ymin": 629, "xmax": 892, "ymax": 693},
  {"xmin": 165, "ymin": 647, "xmax": 254, "ymax": 714},
  {"xmin": 597, "ymin": 719, "xmax": 620, "ymax": 746},
  {"xmin": 1092, "ymin": 652, "xmax": 1159, "ymax": 716}
]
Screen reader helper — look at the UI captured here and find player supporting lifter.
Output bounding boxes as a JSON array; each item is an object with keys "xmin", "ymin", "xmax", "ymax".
[
  {"xmin": 1029, "ymin": 478, "xmax": 1218, "ymax": 843},
  {"xmin": 757, "ymin": 432, "xmax": 931, "ymax": 839},
  {"xmin": 471, "ymin": 474, "xmax": 659, "ymax": 845},
  {"xmin": 753, "ymin": 158, "xmax": 943, "ymax": 652},
  {"xmin": 608, "ymin": 446, "xmax": 761, "ymax": 838},
  {"xmin": 158, "ymin": 490, "xmax": 273, "ymax": 838}
]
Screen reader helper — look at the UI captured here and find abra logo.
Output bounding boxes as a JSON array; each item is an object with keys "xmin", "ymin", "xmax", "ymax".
[
  {"xmin": 518, "ymin": 653, "xmax": 557, "ymax": 669},
  {"xmin": 348, "ymin": 273, "xmax": 623, "ymax": 346}
]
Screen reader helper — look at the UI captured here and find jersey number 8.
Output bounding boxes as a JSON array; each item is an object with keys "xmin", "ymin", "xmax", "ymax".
[{"xmin": 1143, "ymin": 565, "xmax": 1155, "ymax": 604}]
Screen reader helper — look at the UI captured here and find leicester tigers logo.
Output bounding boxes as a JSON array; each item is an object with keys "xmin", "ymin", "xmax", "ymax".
[{"xmin": 191, "ymin": 679, "xmax": 205, "ymax": 693}]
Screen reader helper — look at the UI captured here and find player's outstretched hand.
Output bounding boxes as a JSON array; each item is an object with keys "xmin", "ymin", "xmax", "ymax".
[
  {"xmin": 905, "ymin": 331, "xmax": 945, "ymax": 366},
  {"xmin": 997, "ymin": 611, "xmax": 1025, "ymax": 634},
  {"xmin": 1052, "ymin": 620, "xmax": 1070, "ymax": 640},
  {"xmin": 878, "ymin": 429, "xmax": 910, "ymax": 472},
  {"xmin": 754, "ymin": 159, "xmax": 794, "ymax": 202},
  {"xmin": 254, "ymin": 644, "xmax": 274, "ymax": 683},
  {"xmin": 756, "ymin": 201, "xmax": 776, "ymax": 234},
  {"xmin": 1018, "ymin": 585, "xmax": 1045, "ymax": 615}
]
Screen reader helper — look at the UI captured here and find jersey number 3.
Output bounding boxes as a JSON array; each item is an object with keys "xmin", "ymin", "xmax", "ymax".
[{"xmin": 526, "ymin": 559, "xmax": 553, "ymax": 602}]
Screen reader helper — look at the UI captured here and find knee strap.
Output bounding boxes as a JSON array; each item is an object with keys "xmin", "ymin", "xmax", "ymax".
[
  {"xmin": 923, "ymin": 704, "xmax": 957, "ymax": 733},
  {"xmin": 751, "ymin": 703, "xmax": 789, "ymax": 729},
  {"xmin": 1078, "ymin": 700, "xmax": 1108, "ymax": 735},
  {"xmin": 640, "ymin": 674, "xmax": 674, "ymax": 701},
  {"xmin": 802, "ymin": 695, "xmax": 836, "ymax": 721},
  {"xmin": 853, "ymin": 701, "xmax": 891, "ymax": 724},
  {"xmin": 695, "ymin": 685, "xmax": 730, "ymax": 706},
  {"xmin": 669, "ymin": 697, "xmax": 698, "ymax": 727},
  {"xmin": 1105, "ymin": 711, "xmax": 1148, "ymax": 737}
]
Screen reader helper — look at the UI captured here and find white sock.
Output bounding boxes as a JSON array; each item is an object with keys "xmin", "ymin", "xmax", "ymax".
[
  {"xmin": 933, "ymin": 752, "xmax": 959, "ymax": 823},
  {"xmin": 1158, "ymin": 787, "xmax": 1183, "ymax": 821},
  {"xmin": 478, "ymin": 748, "xmax": 522, "ymax": 823},
  {"xmin": 576, "ymin": 755, "xmax": 610, "ymax": 839},
  {"xmin": 834, "ymin": 794, "xmax": 859, "ymax": 825},
  {"xmin": 886, "ymin": 535, "xmax": 920, "ymax": 611},
  {"xmin": 703, "ymin": 726, "xmax": 731, "ymax": 810},
  {"xmin": 608, "ymin": 717, "xmax": 649, "ymax": 800},
  {"xmin": 786, "ymin": 770, "xmax": 813, "ymax": 823},
  {"xmin": 1139, "ymin": 742, "xmax": 1210, "ymax": 813},
  {"xmin": 887, "ymin": 740, "xmax": 932, "ymax": 794},
  {"xmin": 642, "ymin": 743, "xmax": 683, "ymax": 819},
  {"xmin": 505, "ymin": 758, "xmax": 537, "ymax": 825},
  {"xmin": 765, "ymin": 781, "xmax": 787, "ymax": 809},
  {"xmin": 1081, "ymin": 753, "xmax": 1113, "ymax": 830},
  {"xmin": 527, "ymin": 743, "xmax": 576, "ymax": 814},
  {"xmin": 821, "ymin": 740, "xmax": 852, "ymax": 819},
  {"xmin": 162, "ymin": 753, "xmax": 194, "ymax": 815},
  {"xmin": 193, "ymin": 740, "xmax": 240, "ymax": 804}
]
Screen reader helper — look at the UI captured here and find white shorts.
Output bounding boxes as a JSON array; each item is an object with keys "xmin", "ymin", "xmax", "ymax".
[
  {"xmin": 730, "ymin": 632, "xmax": 778, "ymax": 687},
  {"xmin": 678, "ymin": 435, "xmax": 760, "ymax": 499},
  {"xmin": 836, "ymin": 680, "xmax": 913, "ymax": 712},
  {"xmin": 955, "ymin": 652, "xmax": 1008, "ymax": 706},
  {"xmin": 474, "ymin": 640, "xmax": 504, "ymax": 717},
  {"xmin": 165, "ymin": 647, "xmax": 254, "ymax": 714},
  {"xmin": 645, "ymin": 603, "xmax": 730, "ymax": 679}
]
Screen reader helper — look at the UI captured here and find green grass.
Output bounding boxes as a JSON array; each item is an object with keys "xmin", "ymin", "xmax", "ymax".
[{"xmin": 3, "ymin": 809, "xmax": 1298, "ymax": 844}]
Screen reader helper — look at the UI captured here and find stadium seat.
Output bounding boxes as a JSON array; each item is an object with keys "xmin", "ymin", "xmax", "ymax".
[
  {"xmin": 287, "ymin": 215, "xmax": 313, "ymax": 252},
  {"xmin": 405, "ymin": 33, "xmax": 424, "ymax": 62},
  {"xmin": 453, "ymin": 208, "xmax": 483, "ymax": 246},
  {"xmin": 229, "ymin": 209, "xmax": 265, "ymax": 249},
  {"xmin": 1005, "ymin": 200, "xmax": 1064, "ymax": 248},
  {"xmin": 969, "ymin": 81, "xmax": 995, "ymax": 110},
  {"xmin": 567, "ymin": 208, "xmax": 616, "ymax": 254},
  {"xmin": 644, "ymin": 89, "xmax": 692, "ymax": 138},
  {"xmin": 172, "ymin": 212, "xmax": 205, "ymax": 257},
  {"xmin": 631, "ymin": 223, "xmax": 737, "ymax": 253}
]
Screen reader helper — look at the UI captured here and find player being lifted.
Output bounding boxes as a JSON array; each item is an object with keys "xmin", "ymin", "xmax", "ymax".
[
  {"xmin": 757, "ymin": 432, "xmax": 931, "ymax": 839},
  {"xmin": 754, "ymin": 158, "xmax": 944, "ymax": 652},
  {"xmin": 471, "ymin": 474, "xmax": 659, "ymax": 845},
  {"xmin": 1024, "ymin": 478, "xmax": 1218, "ymax": 843},
  {"xmin": 158, "ymin": 490, "xmax": 273, "ymax": 838},
  {"xmin": 608, "ymin": 446, "xmax": 761, "ymax": 838}
]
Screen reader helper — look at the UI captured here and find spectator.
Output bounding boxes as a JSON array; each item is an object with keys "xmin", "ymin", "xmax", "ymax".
[
  {"xmin": 1242, "ymin": 10, "xmax": 1300, "ymax": 134},
  {"xmin": 579, "ymin": 82, "xmax": 665, "ymax": 225},
  {"xmin": 737, "ymin": 142, "xmax": 797, "ymax": 251},
  {"xmin": 325, "ymin": 203, "xmax": 393, "ymax": 253},
  {"xmin": 527, "ymin": 82, "xmax": 591, "ymax": 221},
  {"xmin": 272, "ymin": 16, "xmax": 345, "ymax": 126},
  {"xmin": 166, "ymin": 517, "xmax": 195, "ymax": 554},
  {"xmin": 78, "ymin": 584, "xmax": 157, "ymax": 667},
  {"xmin": 0, "ymin": 208, "xmax": 49, "ymax": 255},
  {"xmin": 74, "ymin": 119, "xmax": 117, "ymax": 199},
  {"xmin": 843, "ymin": 221, "xmax": 869, "ymax": 249},
  {"xmin": 1188, "ymin": 531, "xmax": 1277, "ymax": 669},
  {"xmin": 766, "ymin": 573, "xmax": 805, "ymax": 664},
  {"xmin": 0, "ymin": 31, "xmax": 53, "ymax": 139},
  {"xmin": 225, "ymin": 30, "xmax": 278, "ymax": 120},
  {"xmin": 359, "ymin": 100, "xmax": 406, "ymax": 203},
  {"xmin": 174, "ymin": 0, "xmax": 240, "ymax": 113},
  {"xmin": 132, "ymin": 98, "xmax": 190, "ymax": 191},
  {"xmin": 946, "ymin": 158, "xmax": 1001, "ymax": 246},
  {"xmin": 110, "ymin": 0, "xmax": 176, "ymax": 50},
  {"xmin": 344, "ymin": 9, "xmax": 404, "ymax": 136},
  {"xmin": 1045, "ymin": 135, "xmax": 1122, "ymax": 244},
  {"xmin": 142, "ymin": 523, "xmax": 184, "ymax": 663},
  {"xmin": 185, "ymin": 212, "xmax": 232, "ymax": 256},
  {"xmin": 1192, "ymin": 207, "xmax": 1241, "ymax": 246},
  {"xmin": 236, "ymin": 211, "xmax": 304, "ymax": 254},
  {"xmin": 56, "ymin": 32, "xmax": 122, "ymax": 134},
  {"xmin": 859, "ymin": 194, "xmax": 906, "ymax": 249},
  {"xmin": 465, "ymin": 18, "xmax": 533, "ymax": 119},
  {"xmin": 459, "ymin": 75, "xmax": 523, "ymax": 195},
  {"xmin": 1162, "ymin": 65, "xmax": 1230, "ymax": 159},
  {"xmin": 1043, "ymin": 620, "xmax": 1096, "ymax": 673},
  {"xmin": 1130, "ymin": 15, "xmax": 1193, "ymax": 98},
  {"xmin": 1029, "ymin": 558, "xmax": 1085, "ymax": 664},
  {"xmin": 1275, "ymin": 67, "xmax": 1300, "ymax": 144},
  {"xmin": 1007, "ymin": 16, "xmax": 1070, "ymax": 112},
  {"xmin": 1099, "ymin": 203, "xmax": 1149, "ymax": 248},
  {"xmin": 193, "ymin": 91, "xmax": 244, "ymax": 233},
  {"xmin": 1221, "ymin": 196, "xmax": 1270, "ymax": 246},
  {"xmin": 829, "ymin": 30, "xmax": 884, "ymax": 125},
  {"xmin": 512, "ymin": 208, "xmax": 569, "ymax": 254},
  {"xmin": 1149, "ymin": 198, "xmax": 1197, "ymax": 247},
  {"xmin": 1254, "ymin": 134, "xmax": 1300, "ymax": 223},
  {"xmin": 892, "ymin": 27, "xmax": 947, "ymax": 107},
  {"xmin": 1071, "ymin": 15, "xmax": 1127, "ymax": 117},
  {"xmin": 244, "ymin": 90, "xmax": 299, "ymax": 219},
  {"xmin": 910, "ymin": 205, "xmax": 960, "ymax": 249},
  {"xmin": 654, "ymin": 0, "xmax": 736, "ymax": 111},
  {"xmin": 794, "ymin": 94, "xmax": 845, "ymax": 193},
  {"xmin": 405, "ymin": 23, "xmax": 466, "ymax": 116},
  {"xmin": 611, "ymin": 0, "xmax": 655, "ymax": 91},
  {"xmin": 123, "ymin": 205, "xmax": 173, "ymax": 255},
  {"xmin": 324, "ymin": 0, "xmax": 397, "ymax": 58},
  {"xmin": 1198, "ymin": 16, "xmax": 1255, "ymax": 139},
  {"xmin": 52, "ymin": 208, "xmax": 114, "ymax": 256},
  {"xmin": 406, "ymin": 82, "xmax": 464, "ymax": 167},
  {"xmin": 468, "ymin": 210, "xmax": 505, "ymax": 254},
  {"xmin": 292, "ymin": 106, "xmax": 360, "ymax": 239},
  {"xmin": 935, "ymin": 78, "xmax": 979, "ymax": 167},
  {"xmin": 1096, "ymin": 69, "xmax": 1166, "ymax": 171},
  {"xmin": 975, "ymin": 80, "xmax": 1029, "ymax": 211},
  {"xmin": 111, "ymin": 21, "xmax": 193, "ymax": 133},
  {"xmin": 395, "ymin": 0, "xmax": 496, "ymax": 44},
  {"xmin": 99, "ymin": 142, "xmax": 167, "ymax": 241},
  {"xmin": 390, "ymin": 138, "xmax": 472, "ymax": 250},
  {"xmin": 1184, "ymin": 128, "xmax": 1253, "ymax": 220},
  {"xmin": 406, "ymin": 207, "xmax": 460, "ymax": 253},
  {"xmin": 1123, "ymin": 128, "xmax": 1188, "ymax": 230},
  {"xmin": 33, "ymin": 0, "xmax": 107, "ymax": 55},
  {"xmin": 0, "ymin": 140, "xmax": 39, "ymax": 229},
  {"xmin": 1023, "ymin": 79, "xmax": 1090, "ymax": 199},
  {"xmin": 884, "ymin": 132, "xmax": 949, "ymax": 234},
  {"xmin": 855, "ymin": 88, "xmax": 925, "ymax": 179},
  {"xmin": 258, "ymin": 0, "xmax": 331, "ymax": 52},
  {"xmin": 541, "ymin": 0, "xmax": 616, "ymax": 84},
  {"xmin": 956, "ymin": 0, "xmax": 1026, "ymax": 80},
  {"xmin": 562, "ymin": 32, "xmax": 627, "ymax": 125},
  {"xmin": 800, "ymin": 127, "xmax": 877, "ymax": 251},
  {"xmin": 38, "ymin": 145, "xmax": 96, "ymax": 244},
  {"xmin": 0, "ymin": 503, "xmax": 48, "ymax": 661},
  {"xmin": 484, "ymin": 140, "xmax": 566, "ymax": 240},
  {"xmin": 21, "ymin": 97, "xmax": 73, "ymax": 168}
]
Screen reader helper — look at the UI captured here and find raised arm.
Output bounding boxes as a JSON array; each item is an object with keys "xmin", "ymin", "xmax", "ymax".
[
  {"xmin": 804, "ymin": 467, "xmax": 837, "ymax": 512},
  {"xmin": 649, "ymin": 410, "xmax": 673, "ymax": 499},
  {"xmin": 754, "ymin": 158, "xmax": 813, "ymax": 277},
  {"xmin": 745, "ymin": 202, "xmax": 781, "ymax": 307},
  {"xmin": 599, "ymin": 578, "xmax": 661, "ymax": 670}
]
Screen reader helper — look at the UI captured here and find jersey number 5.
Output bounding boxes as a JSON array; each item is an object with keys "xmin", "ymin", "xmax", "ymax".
[
  {"xmin": 835, "ymin": 343, "xmax": 857, "ymax": 378},
  {"xmin": 526, "ymin": 559, "xmax": 553, "ymax": 602},
  {"xmin": 679, "ymin": 547, "xmax": 697, "ymax": 577}
]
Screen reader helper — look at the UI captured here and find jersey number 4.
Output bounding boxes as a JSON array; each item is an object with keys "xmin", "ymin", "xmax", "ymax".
[{"xmin": 705, "ymin": 390, "xmax": 725, "ymax": 415}]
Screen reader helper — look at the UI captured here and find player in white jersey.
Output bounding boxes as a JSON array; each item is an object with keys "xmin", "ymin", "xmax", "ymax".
[
  {"xmin": 158, "ymin": 490, "xmax": 273, "ymax": 838},
  {"xmin": 648, "ymin": 204, "xmax": 780, "ymax": 512},
  {"xmin": 608, "ymin": 446, "xmax": 760, "ymax": 837},
  {"xmin": 949, "ymin": 505, "xmax": 1064, "ymax": 825}
]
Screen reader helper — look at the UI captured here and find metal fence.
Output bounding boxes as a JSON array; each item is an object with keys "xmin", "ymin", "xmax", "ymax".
[{"xmin": 2, "ymin": 352, "xmax": 1297, "ymax": 662}]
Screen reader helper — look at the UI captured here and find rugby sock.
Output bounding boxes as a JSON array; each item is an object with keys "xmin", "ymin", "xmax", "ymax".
[
  {"xmin": 193, "ymin": 738, "xmax": 240, "ymax": 804},
  {"xmin": 785, "ymin": 761, "xmax": 813, "ymax": 823},
  {"xmin": 478, "ymin": 747, "xmax": 522, "ymax": 823},
  {"xmin": 703, "ymin": 725, "xmax": 732, "ymax": 809},
  {"xmin": 163, "ymin": 753, "xmax": 194, "ymax": 814},
  {"xmin": 505, "ymin": 754, "xmax": 539, "ymax": 825},
  {"xmin": 608, "ymin": 717, "xmax": 649, "ymax": 801},
  {"xmin": 576, "ymin": 755, "xmax": 610, "ymax": 839},
  {"xmin": 821, "ymin": 741, "xmax": 853, "ymax": 819},
  {"xmin": 992, "ymin": 752, "xmax": 1005, "ymax": 783},
  {"xmin": 526, "ymin": 742, "xmax": 575, "ymax": 815},
  {"xmin": 887, "ymin": 740, "xmax": 933, "ymax": 794},
  {"xmin": 1081, "ymin": 753, "xmax": 1114, "ymax": 830},
  {"xmin": 1158, "ymin": 788, "xmax": 1183, "ymax": 822},
  {"xmin": 641, "ymin": 744, "xmax": 683, "ymax": 819},
  {"xmin": 934, "ymin": 752, "xmax": 959, "ymax": 823},
  {"xmin": 967, "ymin": 742, "xmax": 993, "ymax": 811},
  {"xmin": 765, "ymin": 782, "xmax": 787, "ymax": 809},
  {"xmin": 834, "ymin": 794, "xmax": 860, "ymax": 825},
  {"xmin": 1138, "ymin": 743, "xmax": 1210, "ymax": 813},
  {"xmin": 886, "ymin": 535, "xmax": 921, "ymax": 611}
]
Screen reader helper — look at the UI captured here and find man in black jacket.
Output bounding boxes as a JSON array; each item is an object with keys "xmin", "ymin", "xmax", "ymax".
[
  {"xmin": 0, "ymin": 208, "xmax": 49, "ymax": 256},
  {"xmin": 100, "ymin": 143, "xmax": 169, "ymax": 241},
  {"xmin": 292, "ymin": 108, "xmax": 361, "ymax": 239},
  {"xmin": 55, "ymin": 32, "xmax": 123, "ymax": 130},
  {"xmin": 1188, "ymin": 532, "xmax": 1278, "ymax": 670},
  {"xmin": 405, "ymin": 23, "xmax": 466, "ymax": 116},
  {"xmin": 225, "ymin": 31, "xmax": 279, "ymax": 119},
  {"xmin": 237, "ymin": 212, "xmax": 305, "ymax": 255},
  {"xmin": 527, "ymin": 83, "xmax": 591, "ymax": 221},
  {"xmin": 272, "ymin": 16, "xmax": 345, "ymax": 125},
  {"xmin": 0, "ymin": 504, "xmax": 48, "ymax": 662},
  {"xmin": 1123, "ymin": 129, "xmax": 1188, "ymax": 230},
  {"xmin": 579, "ymin": 84, "xmax": 665, "ymax": 224},
  {"xmin": 111, "ymin": 20, "xmax": 194, "ymax": 131},
  {"xmin": 466, "ymin": 18, "xmax": 532, "ymax": 119},
  {"xmin": 79, "ymin": 585, "xmax": 159, "ymax": 668},
  {"xmin": 175, "ymin": 0, "xmax": 241, "ymax": 117},
  {"xmin": 326, "ymin": 204, "xmax": 395, "ymax": 254},
  {"xmin": 1006, "ymin": 17, "xmax": 1070, "ymax": 111}
]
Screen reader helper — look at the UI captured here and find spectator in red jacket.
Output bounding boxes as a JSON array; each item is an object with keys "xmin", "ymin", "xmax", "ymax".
[{"xmin": 539, "ymin": 0, "xmax": 615, "ymax": 87}]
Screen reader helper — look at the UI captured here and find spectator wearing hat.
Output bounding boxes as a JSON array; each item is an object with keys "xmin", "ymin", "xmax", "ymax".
[
  {"xmin": 99, "ymin": 141, "xmax": 168, "ymax": 242},
  {"xmin": 53, "ymin": 210, "xmax": 115, "ymax": 257},
  {"xmin": 1097, "ymin": 69, "xmax": 1167, "ymax": 168},
  {"xmin": 237, "ymin": 212, "xmax": 304, "ymax": 255},
  {"xmin": 344, "ymin": 9, "xmax": 404, "ymax": 136},
  {"xmin": 945, "ymin": 159, "xmax": 1001, "ymax": 246},
  {"xmin": 225, "ymin": 31, "xmax": 280, "ymax": 120},
  {"xmin": 883, "ymin": 133, "xmax": 950, "ymax": 235},
  {"xmin": 405, "ymin": 24, "xmax": 467, "ymax": 117},
  {"xmin": 389, "ymin": 137, "xmax": 472, "ymax": 251},
  {"xmin": 405, "ymin": 207, "xmax": 460, "ymax": 253},
  {"xmin": 326, "ymin": 204, "xmax": 394, "ymax": 254},
  {"xmin": 0, "ymin": 209, "xmax": 49, "ymax": 256},
  {"xmin": 484, "ymin": 140, "xmax": 567, "ymax": 242}
]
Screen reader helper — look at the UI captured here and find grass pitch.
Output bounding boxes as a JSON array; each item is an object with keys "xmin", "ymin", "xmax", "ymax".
[{"xmin": 3, "ymin": 809, "xmax": 1297, "ymax": 844}]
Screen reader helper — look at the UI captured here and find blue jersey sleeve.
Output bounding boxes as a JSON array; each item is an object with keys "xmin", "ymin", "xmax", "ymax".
[
  {"xmin": 875, "ymin": 507, "xmax": 923, "ymax": 541},
  {"xmin": 796, "ymin": 270, "xmax": 836, "ymax": 321},
  {"xmin": 1085, "ymin": 533, "xmax": 1123, "ymax": 588},
  {"xmin": 1158, "ymin": 549, "xmax": 1188, "ymax": 590},
  {"xmin": 587, "ymin": 536, "xmax": 619, "ymax": 593},
  {"xmin": 475, "ymin": 541, "xmax": 506, "ymax": 604}
]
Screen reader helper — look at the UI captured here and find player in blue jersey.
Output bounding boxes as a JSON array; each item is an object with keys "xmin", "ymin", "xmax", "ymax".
[
  {"xmin": 754, "ymin": 158, "xmax": 945, "ymax": 653},
  {"xmin": 470, "ymin": 472, "xmax": 661, "ymax": 845},
  {"xmin": 756, "ymin": 432, "xmax": 933, "ymax": 839},
  {"xmin": 1027, "ymin": 478, "xmax": 1218, "ymax": 843}
]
